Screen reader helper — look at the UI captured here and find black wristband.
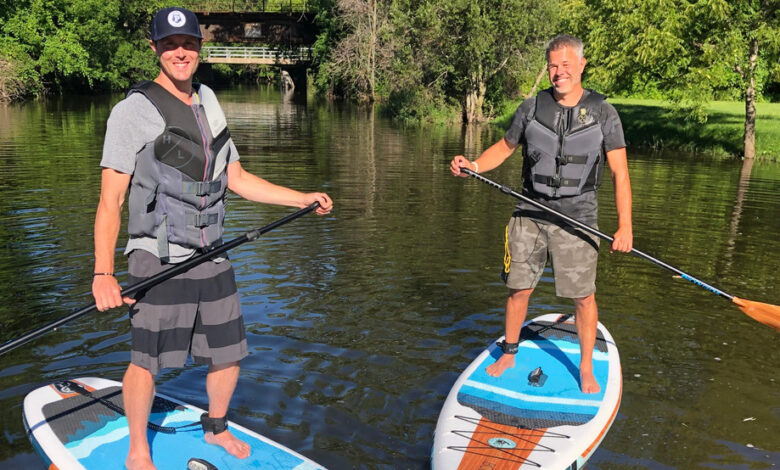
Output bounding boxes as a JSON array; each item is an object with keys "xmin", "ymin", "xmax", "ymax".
[{"xmin": 93, "ymin": 272, "xmax": 114, "ymax": 277}]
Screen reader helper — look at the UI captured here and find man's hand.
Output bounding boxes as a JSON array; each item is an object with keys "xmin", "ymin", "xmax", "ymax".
[
  {"xmin": 611, "ymin": 226, "xmax": 633, "ymax": 253},
  {"xmin": 449, "ymin": 155, "xmax": 474, "ymax": 177},
  {"xmin": 302, "ymin": 192, "xmax": 333, "ymax": 215},
  {"xmin": 92, "ymin": 275, "xmax": 135, "ymax": 312}
]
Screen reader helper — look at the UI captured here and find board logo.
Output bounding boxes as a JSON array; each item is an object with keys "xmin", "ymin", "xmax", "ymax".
[{"xmin": 487, "ymin": 437, "xmax": 517, "ymax": 449}]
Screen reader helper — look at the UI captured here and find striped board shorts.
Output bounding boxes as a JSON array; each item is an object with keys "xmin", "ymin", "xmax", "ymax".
[{"xmin": 127, "ymin": 249, "xmax": 248, "ymax": 376}]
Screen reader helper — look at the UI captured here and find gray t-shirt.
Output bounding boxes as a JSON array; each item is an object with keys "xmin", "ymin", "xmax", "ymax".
[
  {"xmin": 503, "ymin": 89, "xmax": 626, "ymax": 226},
  {"xmin": 101, "ymin": 90, "xmax": 240, "ymax": 262}
]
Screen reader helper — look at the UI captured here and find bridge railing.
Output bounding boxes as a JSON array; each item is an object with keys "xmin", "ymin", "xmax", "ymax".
[
  {"xmin": 183, "ymin": 0, "xmax": 310, "ymax": 13},
  {"xmin": 202, "ymin": 46, "xmax": 311, "ymax": 62}
]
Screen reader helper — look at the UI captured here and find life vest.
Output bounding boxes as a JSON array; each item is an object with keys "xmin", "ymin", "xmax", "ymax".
[
  {"xmin": 523, "ymin": 88, "xmax": 606, "ymax": 198},
  {"xmin": 126, "ymin": 81, "xmax": 232, "ymax": 259}
]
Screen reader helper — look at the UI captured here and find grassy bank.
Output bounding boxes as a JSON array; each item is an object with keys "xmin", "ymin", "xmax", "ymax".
[{"xmin": 494, "ymin": 98, "xmax": 780, "ymax": 162}]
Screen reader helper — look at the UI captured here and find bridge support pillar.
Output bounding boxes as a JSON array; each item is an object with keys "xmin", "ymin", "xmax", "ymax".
[
  {"xmin": 196, "ymin": 63, "xmax": 215, "ymax": 84},
  {"xmin": 281, "ymin": 66, "xmax": 307, "ymax": 94}
]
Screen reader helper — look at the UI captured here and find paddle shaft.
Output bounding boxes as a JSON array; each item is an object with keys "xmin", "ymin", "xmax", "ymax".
[
  {"xmin": 0, "ymin": 203, "xmax": 320, "ymax": 356},
  {"xmin": 461, "ymin": 168, "xmax": 735, "ymax": 301}
]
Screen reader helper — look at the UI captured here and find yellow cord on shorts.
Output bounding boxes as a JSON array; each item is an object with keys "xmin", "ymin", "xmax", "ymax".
[{"xmin": 503, "ymin": 225, "xmax": 511, "ymax": 276}]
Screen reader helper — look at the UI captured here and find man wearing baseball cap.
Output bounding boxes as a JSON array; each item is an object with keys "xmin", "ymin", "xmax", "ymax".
[{"xmin": 92, "ymin": 7, "xmax": 333, "ymax": 470}]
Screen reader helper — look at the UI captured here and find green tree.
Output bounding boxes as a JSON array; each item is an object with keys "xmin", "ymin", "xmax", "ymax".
[
  {"xmin": 0, "ymin": 0, "xmax": 166, "ymax": 99},
  {"xmin": 391, "ymin": 0, "xmax": 558, "ymax": 122},
  {"xmin": 565, "ymin": 0, "xmax": 780, "ymax": 159}
]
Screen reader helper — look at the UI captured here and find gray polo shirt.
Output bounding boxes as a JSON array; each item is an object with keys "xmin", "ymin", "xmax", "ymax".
[{"xmin": 101, "ymin": 90, "xmax": 240, "ymax": 262}]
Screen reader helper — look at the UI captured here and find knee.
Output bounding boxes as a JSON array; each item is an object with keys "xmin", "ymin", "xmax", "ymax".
[
  {"xmin": 508, "ymin": 288, "xmax": 533, "ymax": 302},
  {"xmin": 573, "ymin": 294, "xmax": 597, "ymax": 309}
]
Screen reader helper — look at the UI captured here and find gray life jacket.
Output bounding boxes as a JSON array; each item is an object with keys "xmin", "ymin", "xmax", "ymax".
[
  {"xmin": 522, "ymin": 88, "xmax": 606, "ymax": 198},
  {"xmin": 126, "ymin": 81, "xmax": 232, "ymax": 259}
]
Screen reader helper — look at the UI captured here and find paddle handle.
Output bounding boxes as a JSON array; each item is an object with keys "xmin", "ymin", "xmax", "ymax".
[
  {"xmin": 461, "ymin": 168, "xmax": 735, "ymax": 301},
  {"xmin": 0, "ymin": 203, "xmax": 320, "ymax": 356}
]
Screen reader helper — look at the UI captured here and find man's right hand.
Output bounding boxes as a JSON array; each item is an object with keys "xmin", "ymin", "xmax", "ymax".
[
  {"xmin": 92, "ymin": 275, "xmax": 135, "ymax": 311},
  {"xmin": 449, "ymin": 155, "xmax": 474, "ymax": 177}
]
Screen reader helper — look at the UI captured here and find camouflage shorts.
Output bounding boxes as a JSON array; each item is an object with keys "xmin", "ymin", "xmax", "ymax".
[{"xmin": 505, "ymin": 215, "xmax": 600, "ymax": 298}]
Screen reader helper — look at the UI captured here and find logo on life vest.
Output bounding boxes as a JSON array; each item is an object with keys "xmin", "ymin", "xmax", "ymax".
[
  {"xmin": 168, "ymin": 11, "xmax": 187, "ymax": 28},
  {"xmin": 578, "ymin": 107, "xmax": 588, "ymax": 124}
]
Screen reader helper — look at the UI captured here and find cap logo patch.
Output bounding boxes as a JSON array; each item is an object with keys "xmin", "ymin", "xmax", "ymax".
[{"xmin": 168, "ymin": 11, "xmax": 186, "ymax": 28}]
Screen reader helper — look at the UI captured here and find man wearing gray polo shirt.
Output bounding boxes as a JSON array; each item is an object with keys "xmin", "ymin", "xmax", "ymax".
[
  {"xmin": 450, "ymin": 34, "xmax": 632, "ymax": 394},
  {"xmin": 92, "ymin": 7, "xmax": 332, "ymax": 470}
]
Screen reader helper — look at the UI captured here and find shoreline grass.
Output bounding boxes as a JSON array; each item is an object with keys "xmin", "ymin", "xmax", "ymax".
[{"xmin": 493, "ymin": 98, "xmax": 780, "ymax": 162}]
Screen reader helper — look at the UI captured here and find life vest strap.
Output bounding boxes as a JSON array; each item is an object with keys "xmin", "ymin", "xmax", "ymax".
[
  {"xmin": 182, "ymin": 180, "xmax": 222, "ymax": 197},
  {"xmin": 533, "ymin": 174, "xmax": 580, "ymax": 188}
]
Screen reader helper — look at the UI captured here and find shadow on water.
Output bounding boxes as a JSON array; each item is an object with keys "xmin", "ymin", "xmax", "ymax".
[{"xmin": 0, "ymin": 86, "xmax": 778, "ymax": 469}]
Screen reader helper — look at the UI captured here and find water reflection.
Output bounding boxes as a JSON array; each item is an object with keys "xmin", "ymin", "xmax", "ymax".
[{"xmin": 0, "ymin": 86, "xmax": 778, "ymax": 469}]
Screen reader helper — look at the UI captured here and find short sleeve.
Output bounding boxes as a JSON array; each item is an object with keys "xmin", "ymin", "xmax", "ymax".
[
  {"xmin": 601, "ymin": 101, "xmax": 626, "ymax": 152},
  {"xmin": 100, "ymin": 94, "xmax": 164, "ymax": 174},
  {"xmin": 503, "ymin": 97, "xmax": 536, "ymax": 146},
  {"xmin": 227, "ymin": 138, "xmax": 240, "ymax": 163}
]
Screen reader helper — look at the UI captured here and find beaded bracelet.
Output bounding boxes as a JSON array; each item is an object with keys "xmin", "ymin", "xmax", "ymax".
[{"xmin": 93, "ymin": 272, "xmax": 114, "ymax": 277}]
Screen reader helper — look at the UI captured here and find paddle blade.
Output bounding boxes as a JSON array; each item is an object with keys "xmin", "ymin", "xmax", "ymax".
[{"xmin": 732, "ymin": 297, "xmax": 780, "ymax": 332}]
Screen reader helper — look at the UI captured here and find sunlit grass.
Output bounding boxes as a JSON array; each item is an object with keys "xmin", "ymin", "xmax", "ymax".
[{"xmin": 495, "ymin": 98, "xmax": 780, "ymax": 161}]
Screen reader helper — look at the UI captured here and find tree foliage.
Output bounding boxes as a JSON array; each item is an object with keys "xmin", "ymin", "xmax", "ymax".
[
  {"xmin": 564, "ymin": 0, "xmax": 780, "ymax": 114},
  {"xmin": 0, "ymin": 0, "xmax": 166, "ymax": 99},
  {"xmin": 314, "ymin": 0, "xmax": 558, "ymax": 122}
]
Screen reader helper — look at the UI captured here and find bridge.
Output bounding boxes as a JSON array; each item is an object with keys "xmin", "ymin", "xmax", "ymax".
[
  {"xmin": 182, "ymin": 1, "xmax": 316, "ymax": 91},
  {"xmin": 185, "ymin": 1, "xmax": 316, "ymax": 45},
  {"xmin": 201, "ymin": 46, "xmax": 310, "ymax": 65}
]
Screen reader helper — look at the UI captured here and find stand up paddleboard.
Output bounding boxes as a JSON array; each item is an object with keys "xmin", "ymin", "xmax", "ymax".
[
  {"xmin": 432, "ymin": 313, "xmax": 621, "ymax": 469},
  {"xmin": 23, "ymin": 377, "xmax": 324, "ymax": 470}
]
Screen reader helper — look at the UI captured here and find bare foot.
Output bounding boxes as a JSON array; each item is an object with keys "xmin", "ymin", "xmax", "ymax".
[
  {"xmin": 125, "ymin": 453, "xmax": 157, "ymax": 470},
  {"xmin": 580, "ymin": 367, "xmax": 601, "ymax": 394},
  {"xmin": 486, "ymin": 353, "xmax": 515, "ymax": 377},
  {"xmin": 204, "ymin": 430, "xmax": 251, "ymax": 459}
]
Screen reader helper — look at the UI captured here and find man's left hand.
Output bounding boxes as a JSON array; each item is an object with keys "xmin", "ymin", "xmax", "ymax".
[{"xmin": 611, "ymin": 226, "xmax": 633, "ymax": 253}]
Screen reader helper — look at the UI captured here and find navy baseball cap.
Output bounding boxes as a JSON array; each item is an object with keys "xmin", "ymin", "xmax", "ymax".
[{"xmin": 150, "ymin": 7, "xmax": 202, "ymax": 41}]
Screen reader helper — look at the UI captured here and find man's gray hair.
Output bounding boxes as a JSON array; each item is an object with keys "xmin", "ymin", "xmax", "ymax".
[{"xmin": 545, "ymin": 34, "xmax": 584, "ymax": 61}]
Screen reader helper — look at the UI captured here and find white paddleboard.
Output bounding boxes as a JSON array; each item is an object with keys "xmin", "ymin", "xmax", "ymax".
[
  {"xmin": 23, "ymin": 377, "xmax": 325, "ymax": 470},
  {"xmin": 432, "ymin": 313, "xmax": 622, "ymax": 469}
]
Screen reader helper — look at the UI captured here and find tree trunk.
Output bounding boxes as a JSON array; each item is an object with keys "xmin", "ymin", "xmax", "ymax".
[
  {"xmin": 464, "ymin": 70, "xmax": 486, "ymax": 123},
  {"xmin": 743, "ymin": 37, "xmax": 758, "ymax": 160},
  {"xmin": 369, "ymin": 0, "xmax": 377, "ymax": 102},
  {"xmin": 525, "ymin": 62, "xmax": 547, "ymax": 98}
]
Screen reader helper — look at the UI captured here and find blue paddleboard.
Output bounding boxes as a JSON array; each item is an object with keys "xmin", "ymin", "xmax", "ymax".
[
  {"xmin": 432, "ymin": 314, "xmax": 622, "ymax": 469},
  {"xmin": 23, "ymin": 377, "xmax": 324, "ymax": 470}
]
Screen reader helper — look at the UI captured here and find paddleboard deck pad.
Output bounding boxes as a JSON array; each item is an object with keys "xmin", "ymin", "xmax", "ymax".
[
  {"xmin": 432, "ymin": 314, "xmax": 622, "ymax": 469},
  {"xmin": 23, "ymin": 377, "xmax": 324, "ymax": 470}
]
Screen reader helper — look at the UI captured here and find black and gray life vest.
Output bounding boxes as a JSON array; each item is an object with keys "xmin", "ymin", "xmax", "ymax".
[
  {"xmin": 523, "ymin": 88, "xmax": 606, "ymax": 198},
  {"xmin": 126, "ymin": 81, "xmax": 232, "ymax": 259}
]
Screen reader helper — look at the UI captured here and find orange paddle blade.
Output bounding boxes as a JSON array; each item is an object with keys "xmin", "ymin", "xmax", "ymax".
[{"xmin": 732, "ymin": 297, "xmax": 780, "ymax": 332}]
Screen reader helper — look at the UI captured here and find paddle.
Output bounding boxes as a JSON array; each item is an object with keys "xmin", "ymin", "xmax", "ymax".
[
  {"xmin": 0, "ymin": 202, "xmax": 321, "ymax": 356},
  {"xmin": 459, "ymin": 168, "xmax": 780, "ymax": 332}
]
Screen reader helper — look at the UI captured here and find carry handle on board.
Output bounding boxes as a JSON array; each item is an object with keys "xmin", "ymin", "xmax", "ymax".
[
  {"xmin": 459, "ymin": 167, "xmax": 780, "ymax": 331},
  {"xmin": 0, "ymin": 202, "xmax": 321, "ymax": 356}
]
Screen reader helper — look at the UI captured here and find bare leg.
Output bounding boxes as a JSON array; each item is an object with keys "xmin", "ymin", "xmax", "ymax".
[
  {"xmin": 203, "ymin": 362, "xmax": 251, "ymax": 459},
  {"xmin": 123, "ymin": 363, "xmax": 157, "ymax": 470},
  {"xmin": 486, "ymin": 288, "xmax": 533, "ymax": 377},
  {"xmin": 574, "ymin": 294, "xmax": 600, "ymax": 394}
]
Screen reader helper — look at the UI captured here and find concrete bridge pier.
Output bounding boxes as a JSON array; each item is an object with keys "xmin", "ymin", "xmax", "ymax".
[
  {"xmin": 196, "ymin": 63, "xmax": 215, "ymax": 84},
  {"xmin": 281, "ymin": 66, "xmax": 307, "ymax": 94}
]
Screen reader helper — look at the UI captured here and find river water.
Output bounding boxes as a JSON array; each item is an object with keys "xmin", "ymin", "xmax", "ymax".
[{"xmin": 0, "ymin": 86, "xmax": 777, "ymax": 469}]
